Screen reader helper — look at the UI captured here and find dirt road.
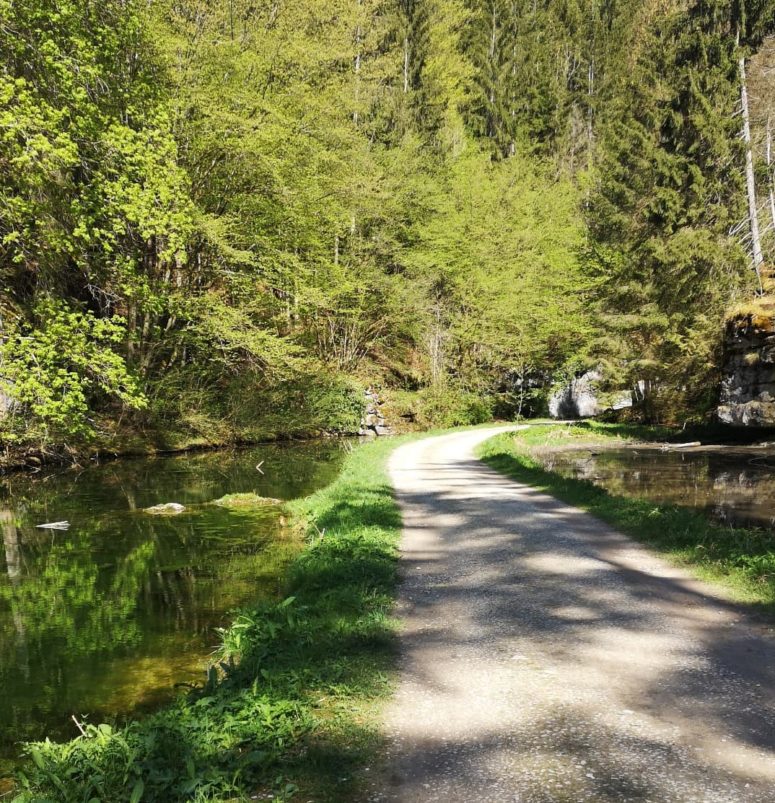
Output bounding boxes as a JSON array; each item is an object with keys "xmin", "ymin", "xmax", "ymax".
[{"xmin": 372, "ymin": 427, "xmax": 775, "ymax": 802}]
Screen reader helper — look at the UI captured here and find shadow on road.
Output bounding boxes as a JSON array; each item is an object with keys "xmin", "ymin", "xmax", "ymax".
[{"xmin": 376, "ymin": 436, "xmax": 775, "ymax": 801}]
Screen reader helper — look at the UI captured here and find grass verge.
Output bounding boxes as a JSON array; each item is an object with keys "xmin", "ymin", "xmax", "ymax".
[
  {"xmin": 11, "ymin": 436, "xmax": 406, "ymax": 803},
  {"xmin": 477, "ymin": 425, "xmax": 775, "ymax": 615}
]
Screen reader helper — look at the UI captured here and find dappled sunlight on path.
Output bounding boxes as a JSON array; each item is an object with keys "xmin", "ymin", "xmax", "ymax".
[{"xmin": 372, "ymin": 427, "xmax": 775, "ymax": 802}]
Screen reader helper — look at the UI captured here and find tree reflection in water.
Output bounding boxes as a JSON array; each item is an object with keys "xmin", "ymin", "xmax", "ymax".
[
  {"xmin": 537, "ymin": 445, "xmax": 775, "ymax": 531},
  {"xmin": 0, "ymin": 441, "xmax": 347, "ymax": 764}
]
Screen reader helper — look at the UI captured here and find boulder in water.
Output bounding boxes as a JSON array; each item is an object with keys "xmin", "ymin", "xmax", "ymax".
[{"xmin": 144, "ymin": 502, "xmax": 186, "ymax": 515}]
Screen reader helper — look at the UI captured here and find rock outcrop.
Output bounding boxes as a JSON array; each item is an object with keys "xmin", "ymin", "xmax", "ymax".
[
  {"xmin": 549, "ymin": 369, "xmax": 633, "ymax": 420},
  {"xmin": 718, "ymin": 314, "xmax": 775, "ymax": 426},
  {"xmin": 549, "ymin": 369, "xmax": 602, "ymax": 418},
  {"xmin": 0, "ymin": 388, "xmax": 12, "ymax": 417},
  {"xmin": 359, "ymin": 387, "xmax": 392, "ymax": 436}
]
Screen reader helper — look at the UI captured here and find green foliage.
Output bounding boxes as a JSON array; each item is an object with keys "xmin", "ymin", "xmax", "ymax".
[
  {"xmin": 4, "ymin": 0, "xmax": 775, "ymax": 441},
  {"xmin": 0, "ymin": 0, "xmax": 194, "ymax": 297},
  {"xmin": 0, "ymin": 300, "xmax": 145, "ymax": 442},
  {"xmin": 416, "ymin": 383, "xmax": 493, "ymax": 427},
  {"xmin": 404, "ymin": 140, "xmax": 593, "ymax": 403},
  {"xmin": 586, "ymin": 0, "xmax": 775, "ymax": 419},
  {"xmin": 305, "ymin": 376, "xmax": 365, "ymax": 434},
  {"xmin": 138, "ymin": 370, "xmax": 364, "ymax": 448},
  {"xmin": 224, "ymin": 373, "xmax": 364, "ymax": 439}
]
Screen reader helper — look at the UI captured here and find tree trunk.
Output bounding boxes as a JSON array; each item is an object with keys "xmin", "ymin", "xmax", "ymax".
[
  {"xmin": 740, "ymin": 55, "xmax": 765, "ymax": 292},
  {"xmin": 767, "ymin": 117, "xmax": 775, "ymax": 234},
  {"xmin": 429, "ymin": 305, "xmax": 444, "ymax": 385},
  {"xmin": 403, "ymin": 35, "xmax": 409, "ymax": 93},
  {"xmin": 488, "ymin": 7, "xmax": 497, "ymax": 137},
  {"xmin": 353, "ymin": 0, "xmax": 362, "ymax": 125},
  {"xmin": 587, "ymin": 57, "xmax": 595, "ymax": 169}
]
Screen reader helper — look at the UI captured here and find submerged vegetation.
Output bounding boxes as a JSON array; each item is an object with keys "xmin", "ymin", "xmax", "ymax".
[
  {"xmin": 478, "ymin": 426, "xmax": 775, "ymax": 613},
  {"xmin": 11, "ymin": 436, "xmax": 403, "ymax": 801},
  {"xmin": 212, "ymin": 493, "xmax": 284, "ymax": 509},
  {"xmin": 0, "ymin": 442, "xmax": 347, "ymax": 774}
]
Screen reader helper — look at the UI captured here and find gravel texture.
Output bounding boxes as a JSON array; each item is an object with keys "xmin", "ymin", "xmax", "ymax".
[{"xmin": 371, "ymin": 427, "xmax": 775, "ymax": 802}]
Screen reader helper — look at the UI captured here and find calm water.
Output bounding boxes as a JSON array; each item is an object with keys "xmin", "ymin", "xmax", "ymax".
[
  {"xmin": 536, "ymin": 445, "xmax": 775, "ymax": 530},
  {"xmin": 0, "ymin": 441, "xmax": 347, "ymax": 768}
]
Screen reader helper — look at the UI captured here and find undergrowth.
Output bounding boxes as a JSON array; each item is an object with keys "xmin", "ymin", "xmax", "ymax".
[
  {"xmin": 478, "ymin": 427, "xmax": 775, "ymax": 614},
  {"xmin": 11, "ymin": 437, "xmax": 405, "ymax": 802}
]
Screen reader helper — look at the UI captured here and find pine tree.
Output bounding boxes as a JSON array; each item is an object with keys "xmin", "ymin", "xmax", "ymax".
[{"xmin": 588, "ymin": 0, "xmax": 775, "ymax": 419}]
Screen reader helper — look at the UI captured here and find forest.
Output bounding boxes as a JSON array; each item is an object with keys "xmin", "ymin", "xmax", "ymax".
[{"xmin": 3, "ymin": 0, "xmax": 775, "ymax": 455}]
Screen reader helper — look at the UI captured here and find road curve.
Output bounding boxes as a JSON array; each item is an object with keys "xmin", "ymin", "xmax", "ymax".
[{"xmin": 371, "ymin": 427, "xmax": 775, "ymax": 802}]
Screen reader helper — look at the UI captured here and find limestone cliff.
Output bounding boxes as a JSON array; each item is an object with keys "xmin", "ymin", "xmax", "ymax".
[{"xmin": 718, "ymin": 313, "xmax": 775, "ymax": 426}]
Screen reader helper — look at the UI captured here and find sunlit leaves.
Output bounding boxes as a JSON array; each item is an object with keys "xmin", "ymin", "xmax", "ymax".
[{"xmin": 0, "ymin": 300, "xmax": 146, "ymax": 440}]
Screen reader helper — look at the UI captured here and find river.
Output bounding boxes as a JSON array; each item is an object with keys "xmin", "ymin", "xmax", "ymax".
[{"xmin": 0, "ymin": 440, "xmax": 348, "ymax": 772}]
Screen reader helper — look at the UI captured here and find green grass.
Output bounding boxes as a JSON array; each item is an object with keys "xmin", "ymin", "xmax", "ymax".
[
  {"xmin": 477, "ymin": 425, "xmax": 775, "ymax": 615},
  {"xmin": 511, "ymin": 419, "xmax": 674, "ymax": 446},
  {"xmin": 212, "ymin": 493, "xmax": 283, "ymax": 508},
  {"xmin": 11, "ymin": 436, "xmax": 407, "ymax": 803}
]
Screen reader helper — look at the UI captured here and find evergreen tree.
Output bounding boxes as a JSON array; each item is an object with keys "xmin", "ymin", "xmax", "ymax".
[{"xmin": 589, "ymin": 0, "xmax": 774, "ymax": 418}]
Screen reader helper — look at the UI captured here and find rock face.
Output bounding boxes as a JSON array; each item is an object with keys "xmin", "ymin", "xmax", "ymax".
[
  {"xmin": 718, "ymin": 315, "xmax": 775, "ymax": 426},
  {"xmin": 549, "ymin": 369, "xmax": 633, "ymax": 420},
  {"xmin": 358, "ymin": 387, "xmax": 393, "ymax": 436},
  {"xmin": 0, "ymin": 386, "xmax": 14, "ymax": 418},
  {"xmin": 549, "ymin": 369, "xmax": 604, "ymax": 419}
]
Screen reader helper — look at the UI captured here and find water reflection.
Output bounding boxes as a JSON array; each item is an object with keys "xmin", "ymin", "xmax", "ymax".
[
  {"xmin": 536, "ymin": 445, "xmax": 775, "ymax": 530},
  {"xmin": 0, "ymin": 441, "xmax": 347, "ymax": 764}
]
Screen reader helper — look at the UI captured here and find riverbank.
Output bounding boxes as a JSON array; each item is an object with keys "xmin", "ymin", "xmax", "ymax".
[
  {"xmin": 0, "ymin": 422, "xmax": 361, "ymax": 475},
  {"xmin": 11, "ymin": 435, "xmax": 406, "ymax": 802},
  {"xmin": 0, "ymin": 383, "xmax": 501, "ymax": 475},
  {"xmin": 477, "ymin": 424, "xmax": 775, "ymax": 615},
  {"xmin": 0, "ymin": 371, "xmax": 371, "ymax": 474},
  {"xmin": 0, "ymin": 429, "xmax": 361, "ymax": 476}
]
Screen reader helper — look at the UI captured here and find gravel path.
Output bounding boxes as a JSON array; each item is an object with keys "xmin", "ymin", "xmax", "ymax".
[{"xmin": 371, "ymin": 427, "xmax": 775, "ymax": 802}]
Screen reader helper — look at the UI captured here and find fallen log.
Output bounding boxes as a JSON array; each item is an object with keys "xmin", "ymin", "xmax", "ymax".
[{"xmin": 661, "ymin": 441, "xmax": 701, "ymax": 451}]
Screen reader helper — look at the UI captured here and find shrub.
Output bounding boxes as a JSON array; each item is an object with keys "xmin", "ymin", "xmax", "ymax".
[
  {"xmin": 416, "ymin": 383, "xmax": 493, "ymax": 428},
  {"xmin": 0, "ymin": 300, "xmax": 146, "ymax": 444}
]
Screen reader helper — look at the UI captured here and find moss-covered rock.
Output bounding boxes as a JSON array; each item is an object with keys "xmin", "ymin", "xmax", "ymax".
[{"xmin": 211, "ymin": 493, "xmax": 283, "ymax": 508}]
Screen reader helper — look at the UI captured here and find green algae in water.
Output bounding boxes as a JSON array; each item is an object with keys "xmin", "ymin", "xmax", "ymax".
[
  {"xmin": 211, "ymin": 492, "xmax": 283, "ymax": 508},
  {"xmin": 0, "ymin": 440, "xmax": 348, "ymax": 769}
]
